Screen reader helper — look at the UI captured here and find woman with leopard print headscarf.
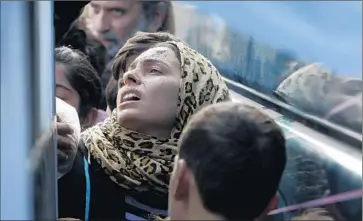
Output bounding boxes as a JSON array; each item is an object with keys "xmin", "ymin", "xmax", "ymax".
[{"xmin": 58, "ymin": 32, "xmax": 230, "ymax": 221}]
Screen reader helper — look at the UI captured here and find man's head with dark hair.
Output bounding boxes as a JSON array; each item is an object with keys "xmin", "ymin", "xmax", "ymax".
[
  {"xmin": 55, "ymin": 46, "xmax": 103, "ymax": 129},
  {"xmin": 104, "ymin": 31, "xmax": 180, "ymax": 114},
  {"xmin": 168, "ymin": 102, "xmax": 286, "ymax": 221}
]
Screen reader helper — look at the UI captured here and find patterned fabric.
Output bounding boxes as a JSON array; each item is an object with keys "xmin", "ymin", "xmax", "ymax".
[
  {"xmin": 275, "ymin": 63, "xmax": 334, "ymax": 115},
  {"xmin": 275, "ymin": 63, "xmax": 362, "ymax": 131},
  {"xmin": 80, "ymin": 40, "xmax": 230, "ymax": 194}
]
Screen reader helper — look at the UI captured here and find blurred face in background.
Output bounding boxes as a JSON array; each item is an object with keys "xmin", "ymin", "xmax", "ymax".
[
  {"xmin": 55, "ymin": 63, "xmax": 81, "ymax": 112},
  {"xmin": 86, "ymin": 1, "xmax": 166, "ymax": 58},
  {"xmin": 55, "ymin": 62, "xmax": 100, "ymax": 130}
]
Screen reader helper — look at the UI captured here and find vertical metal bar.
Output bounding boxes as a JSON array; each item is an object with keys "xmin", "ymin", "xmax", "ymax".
[
  {"xmin": 28, "ymin": 1, "xmax": 58, "ymax": 220},
  {"xmin": 0, "ymin": 1, "xmax": 57, "ymax": 219},
  {"xmin": 0, "ymin": 2, "xmax": 33, "ymax": 220}
]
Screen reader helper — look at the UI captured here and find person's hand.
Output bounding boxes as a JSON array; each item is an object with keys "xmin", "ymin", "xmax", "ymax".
[
  {"xmin": 56, "ymin": 116, "xmax": 78, "ymax": 178},
  {"xmin": 56, "ymin": 115, "xmax": 75, "ymax": 160},
  {"xmin": 55, "ymin": 98, "xmax": 81, "ymax": 178}
]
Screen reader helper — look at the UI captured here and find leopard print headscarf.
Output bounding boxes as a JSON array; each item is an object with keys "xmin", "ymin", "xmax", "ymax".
[{"xmin": 81, "ymin": 40, "xmax": 230, "ymax": 193}]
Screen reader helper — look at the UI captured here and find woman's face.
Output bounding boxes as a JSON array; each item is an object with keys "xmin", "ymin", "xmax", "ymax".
[
  {"xmin": 55, "ymin": 63, "xmax": 99, "ymax": 129},
  {"xmin": 55, "ymin": 63, "xmax": 81, "ymax": 112},
  {"xmin": 116, "ymin": 46, "xmax": 181, "ymax": 138}
]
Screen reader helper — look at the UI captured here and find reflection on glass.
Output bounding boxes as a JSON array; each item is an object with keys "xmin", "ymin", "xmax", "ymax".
[
  {"xmin": 172, "ymin": 1, "xmax": 362, "ymax": 133},
  {"xmin": 229, "ymin": 88, "xmax": 361, "ymax": 221},
  {"xmin": 271, "ymin": 116, "xmax": 362, "ymax": 221}
]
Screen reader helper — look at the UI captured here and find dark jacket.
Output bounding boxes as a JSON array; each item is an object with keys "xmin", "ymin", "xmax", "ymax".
[{"xmin": 58, "ymin": 142, "xmax": 168, "ymax": 221}]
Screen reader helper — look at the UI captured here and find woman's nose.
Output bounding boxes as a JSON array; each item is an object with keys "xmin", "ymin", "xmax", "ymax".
[{"xmin": 122, "ymin": 70, "xmax": 141, "ymax": 86}]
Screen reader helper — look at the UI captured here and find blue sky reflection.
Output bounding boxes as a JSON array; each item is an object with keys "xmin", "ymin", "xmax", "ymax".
[{"xmin": 181, "ymin": 1, "xmax": 362, "ymax": 77}]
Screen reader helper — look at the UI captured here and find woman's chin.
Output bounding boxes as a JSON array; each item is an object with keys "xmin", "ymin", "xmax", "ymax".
[{"xmin": 116, "ymin": 108, "xmax": 143, "ymax": 126}]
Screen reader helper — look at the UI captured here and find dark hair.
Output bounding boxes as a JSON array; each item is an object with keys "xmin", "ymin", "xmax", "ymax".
[
  {"xmin": 178, "ymin": 102, "xmax": 286, "ymax": 221},
  {"xmin": 55, "ymin": 46, "xmax": 103, "ymax": 120},
  {"xmin": 112, "ymin": 31, "xmax": 181, "ymax": 80},
  {"xmin": 141, "ymin": 1, "xmax": 175, "ymax": 34},
  {"xmin": 58, "ymin": 24, "xmax": 107, "ymax": 77},
  {"xmin": 83, "ymin": 39, "xmax": 107, "ymax": 76},
  {"xmin": 54, "ymin": 1, "xmax": 89, "ymax": 45},
  {"xmin": 105, "ymin": 77, "xmax": 118, "ymax": 112}
]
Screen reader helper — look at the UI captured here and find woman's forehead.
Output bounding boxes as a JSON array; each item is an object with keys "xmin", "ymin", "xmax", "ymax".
[{"xmin": 131, "ymin": 46, "xmax": 180, "ymax": 68}]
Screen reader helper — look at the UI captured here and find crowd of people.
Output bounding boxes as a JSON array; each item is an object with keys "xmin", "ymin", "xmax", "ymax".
[{"xmin": 53, "ymin": 1, "xmax": 352, "ymax": 220}]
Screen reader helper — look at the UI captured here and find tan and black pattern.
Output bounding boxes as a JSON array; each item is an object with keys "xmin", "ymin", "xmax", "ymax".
[{"xmin": 80, "ymin": 40, "xmax": 231, "ymax": 194}]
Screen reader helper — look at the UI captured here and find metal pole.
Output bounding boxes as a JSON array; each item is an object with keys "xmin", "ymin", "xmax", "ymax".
[
  {"xmin": 1, "ymin": 2, "xmax": 34, "ymax": 220},
  {"xmin": 28, "ymin": 1, "xmax": 58, "ymax": 220},
  {"xmin": 0, "ymin": 1, "xmax": 57, "ymax": 220}
]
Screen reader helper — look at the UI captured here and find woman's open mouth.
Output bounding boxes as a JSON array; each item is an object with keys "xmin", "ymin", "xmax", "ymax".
[
  {"xmin": 122, "ymin": 93, "xmax": 140, "ymax": 102},
  {"xmin": 119, "ymin": 88, "xmax": 142, "ymax": 108},
  {"xmin": 120, "ymin": 92, "xmax": 142, "ymax": 108}
]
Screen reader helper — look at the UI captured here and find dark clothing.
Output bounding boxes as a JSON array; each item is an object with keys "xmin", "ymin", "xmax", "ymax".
[
  {"xmin": 55, "ymin": 1, "xmax": 89, "ymax": 45},
  {"xmin": 58, "ymin": 142, "xmax": 168, "ymax": 220}
]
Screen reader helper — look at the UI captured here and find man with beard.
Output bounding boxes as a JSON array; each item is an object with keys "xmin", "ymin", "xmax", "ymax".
[{"xmin": 78, "ymin": 1, "xmax": 175, "ymax": 88}]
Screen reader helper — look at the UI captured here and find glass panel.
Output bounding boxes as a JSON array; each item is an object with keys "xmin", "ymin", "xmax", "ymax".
[
  {"xmin": 172, "ymin": 1, "xmax": 362, "ymax": 134},
  {"xmin": 275, "ymin": 117, "xmax": 361, "ymax": 220},
  {"xmin": 29, "ymin": 1, "xmax": 57, "ymax": 220},
  {"xmin": 231, "ymin": 89, "xmax": 362, "ymax": 221}
]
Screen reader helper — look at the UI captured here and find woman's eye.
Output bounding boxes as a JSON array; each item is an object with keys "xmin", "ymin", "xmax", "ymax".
[
  {"xmin": 150, "ymin": 68, "xmax": 162, "ymax": 74},
  {"xmin": 56, "ymin": 96, "xmax": 66, "ymax": 102}
]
